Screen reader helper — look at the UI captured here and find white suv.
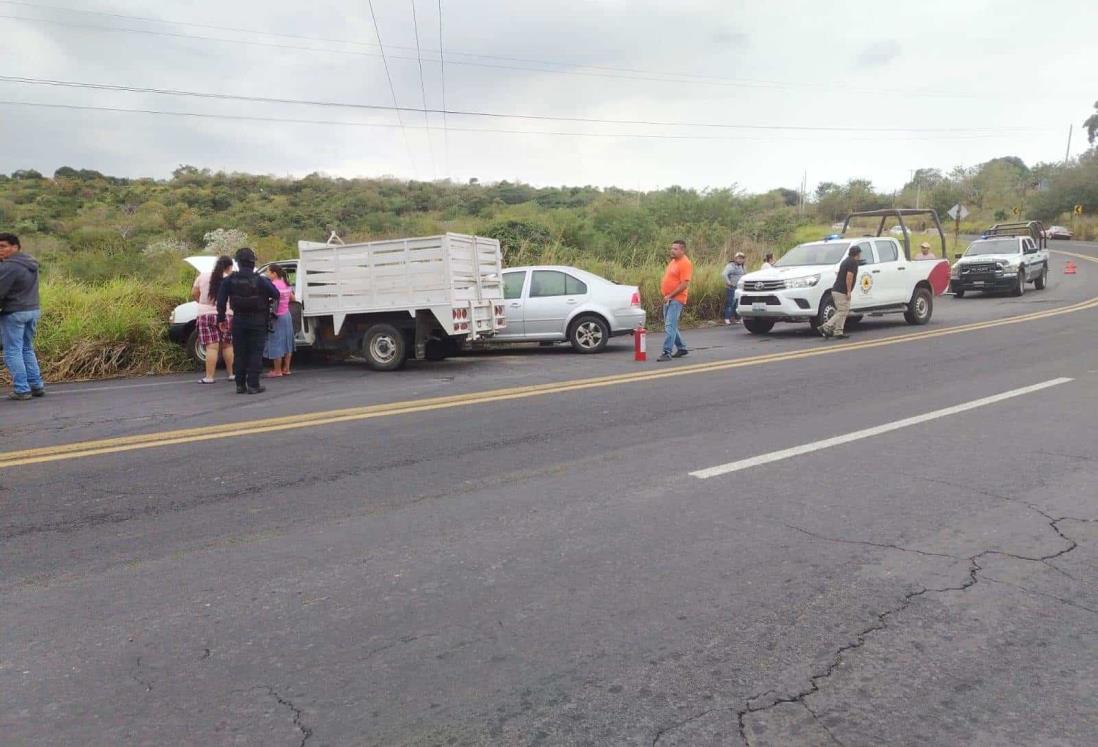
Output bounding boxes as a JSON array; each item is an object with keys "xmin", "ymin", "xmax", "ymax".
[{"xmin": 737, "ymin": 236, "xmax": 948, "ymax": 334}]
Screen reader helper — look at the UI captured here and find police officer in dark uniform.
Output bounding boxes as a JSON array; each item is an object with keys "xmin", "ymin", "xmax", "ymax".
[{"xmin": 216, "ymin": 247, "xmax": 280, "ymax": 394}]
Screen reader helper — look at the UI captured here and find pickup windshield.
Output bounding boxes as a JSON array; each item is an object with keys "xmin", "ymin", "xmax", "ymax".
[
  {"xmin": 965, "ymin": 239, "xmax": 1020, "ymax": 256},
  {"xmin": 775, "ymin": 242, "xmax": 852, "ymax": 267}
]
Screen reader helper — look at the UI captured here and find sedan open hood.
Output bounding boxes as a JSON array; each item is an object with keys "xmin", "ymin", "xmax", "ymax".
[{"xmin": 183, "ymin": 255, "xmax": 238, "ymax": 274}]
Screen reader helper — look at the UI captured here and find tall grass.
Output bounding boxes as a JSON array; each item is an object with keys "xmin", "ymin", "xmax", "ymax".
[{"xmin": 1, "ymin": 278, "xmax": 191, "ymax": 384}]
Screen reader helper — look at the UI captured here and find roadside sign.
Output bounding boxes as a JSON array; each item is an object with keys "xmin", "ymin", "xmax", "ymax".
[
  {"xmin": 1012, "ymin": 207, "xmax": 1021, "ymax": 216},
  {"xmin": 947, "ymin": 203, "xmax": 969, "ymax": 220},
  {"xmin": 1074, "ymin": 204, "xmax": 1084, "ymax": 215}
]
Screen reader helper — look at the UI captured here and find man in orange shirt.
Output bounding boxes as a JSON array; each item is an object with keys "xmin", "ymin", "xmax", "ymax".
[{"xmin": 657, "ymin": 239, "xmax": 693, "ymax": 361}]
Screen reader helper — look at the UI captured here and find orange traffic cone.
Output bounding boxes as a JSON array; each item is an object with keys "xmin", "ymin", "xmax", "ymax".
[{"xmin": 1065, "ymin": 260, "xmax": 1077, "ymax": 275}]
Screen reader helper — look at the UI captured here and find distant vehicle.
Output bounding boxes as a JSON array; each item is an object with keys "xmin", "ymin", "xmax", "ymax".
[
  {"xmin": 1046, "ymin": 225, "xmax": 1073, "ymax": 240},
  {"xmin": 737, "ymin": 209, "xmax": 951, "ymax": 334},
  {"xmin": 169, "ymin": 233, "xmax": 506, "ymax": 370},
  {"xmin": 493, "ymin": 266, "xmax": 645, "ymax": 353},
  {"xmin": 950, "ymin": 235, "xmax": 1049, "ymax": 297},
  {"xmin": 888, "ymin": 224, "xmax": 911, "ymax": 236},
  {"xmin": 830, "ymin": 222, "xmax": 845, "ymax": 230}
]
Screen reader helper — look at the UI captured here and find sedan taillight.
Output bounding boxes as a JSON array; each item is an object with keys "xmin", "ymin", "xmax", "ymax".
[{"xmin": 630, "ymin": 291, "xmax": 641, "ymax": 307}]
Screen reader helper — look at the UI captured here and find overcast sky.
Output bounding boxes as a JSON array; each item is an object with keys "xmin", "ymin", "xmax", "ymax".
[{"xmin": 1, "ymin": 0, "xmax": 1093, "ymax": 193}]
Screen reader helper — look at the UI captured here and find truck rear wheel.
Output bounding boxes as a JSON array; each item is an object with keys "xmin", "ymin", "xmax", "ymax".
[
  {"xmin": 743, "ymin": 318, "xmax": 775, "ymax": 334},
  {"xmin": 1035, "ymin": 264, "xmax": 1048, "ymax": 290},
  {"xmin": 362, "ymin": 323, "xmax": 408, "ymax": 371},
  {"xmin": 904, "ymin": 287, "xmax": 933, "ymax": 325}
]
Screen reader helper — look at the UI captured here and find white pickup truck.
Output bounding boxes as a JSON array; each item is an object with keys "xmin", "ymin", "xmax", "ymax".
[
  {"xmin": 168, "ymin": 233, "xmax": 506, "ymax": 370},
  {"xmin": 949, "ymin": 221, "xmax": 1050, "ymax": 297}
]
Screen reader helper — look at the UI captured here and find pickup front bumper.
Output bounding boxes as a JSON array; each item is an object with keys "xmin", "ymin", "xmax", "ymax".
[
  {"xmin": 736, "ymin": 291, "xmax": 818, "ymax": 322},
  {"xmin": 950, "ymin": 268, "xmax": 1018, "ymax": 293}
]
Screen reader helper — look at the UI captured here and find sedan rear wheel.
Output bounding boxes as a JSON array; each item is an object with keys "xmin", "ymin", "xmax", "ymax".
[{"xmin": 569, "ymin": 315, "xmax": 610, "ymax": 353}]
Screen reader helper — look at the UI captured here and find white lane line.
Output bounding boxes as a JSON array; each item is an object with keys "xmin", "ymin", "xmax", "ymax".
[{"xmin": 690, "ymin": 377, "xmax": 1074, "ymax": 479}]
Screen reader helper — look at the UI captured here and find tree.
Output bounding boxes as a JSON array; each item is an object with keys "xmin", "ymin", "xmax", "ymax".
[
  {"xmin": 1085, "ymin": 101, "xmax": 1098, "ymax": 145},
  {"xmin": 203, "ymin": 228, "xmax": 249, "ymax": 255}
]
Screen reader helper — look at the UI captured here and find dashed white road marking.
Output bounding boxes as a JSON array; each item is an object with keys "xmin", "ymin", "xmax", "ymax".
[{"xmin": 690, "ymin": 377, "xmax": 1074, "ymax": 479}]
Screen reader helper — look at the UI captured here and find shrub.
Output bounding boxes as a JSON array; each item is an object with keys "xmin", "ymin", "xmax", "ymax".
[{"xmin": 0, "ymin": 279, "xmax": 190, "ymax": 383}]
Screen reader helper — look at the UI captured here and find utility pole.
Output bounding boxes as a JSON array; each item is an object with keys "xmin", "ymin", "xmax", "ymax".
[{"xmin": 1065, "ymin": 124, "xmax": 1073, "ymax": 164}]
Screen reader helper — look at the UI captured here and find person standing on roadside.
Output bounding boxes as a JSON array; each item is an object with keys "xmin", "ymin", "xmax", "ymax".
[
  {"xmin": 914, "ymin": 242, "xmax": 937, "ymax": 260},
  {"xmin": 762, "ymin": 253, "xmax": 776, "ymax": 269},
  {"xmin": 721, "ymin": 252, "xmax": 747, "ymax": 325},
  {"xmin": 0, "ymin": 233, "xmax": 44, "ymax": 401},
  {"xmin": 657, "ymin": 239, "xmax": 692, "ymax": 361},
  {"xmin": 263, "ymin": 263, "xmax": 296, "ymax": 378},
  {"xmin": 193, "ymin": 255, "xmax": 235, "ymax": 385},
  {"xmin": 818, "ymin": 244, "xmax": 862, "ymax": 340},
  {"xmin": 217, "ymin": 247, "xmax": 279, "ymax": 394}
]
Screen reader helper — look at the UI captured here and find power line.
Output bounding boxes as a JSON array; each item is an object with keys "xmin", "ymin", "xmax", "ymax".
[
  {"xmin": 0, "ymin": 1, "xmax": 854, "ymax": 90},
  {"xmin": 0, "ymin": 8, "xmax": 1072, "ymax": 101},
  {"xmin": 0, "ymin": 75, "xmax": 1054, "ymax": 134},
  {"xmin": 0, "ymin": 100, "xmax": 1039, "ymax": 143},
  {"xmin": 437, "ymin": 0, "xmax": 450, "ymax": 177},
  {"xmin": 409, "ymin": 0, "xmax": 436, "ymax": 179},
  {"xmin": 365, "ymin": 0, "xmax": 417, "ymax": 178}
]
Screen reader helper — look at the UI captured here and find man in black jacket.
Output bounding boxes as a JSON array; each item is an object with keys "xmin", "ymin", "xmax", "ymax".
[
  {"xmin": 0, "ymin": 233, "xmax": 45, "ymax": 401},
  {"xmin": 216, "ymin": 247, "xmax": 279, "ymax": 394}
]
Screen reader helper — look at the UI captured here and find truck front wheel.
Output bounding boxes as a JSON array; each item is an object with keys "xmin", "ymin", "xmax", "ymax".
[
  {"xmin": 743, "ymin": 318, "xmax": 775, "ymax": 334},
  {"xmin": 904, "ymin": 287, "xmax": 933, "ymax": 325},
  {"xmin": 811, "ymin": 294, "xmax": 836, "ymax": 330},
  {"xmin": 362, "ymin": 323, "xmax": 408, "ymax": 371}
]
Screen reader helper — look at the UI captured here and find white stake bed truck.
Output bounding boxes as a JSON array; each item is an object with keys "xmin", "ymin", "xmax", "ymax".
[{"xmin": 296, "ymin": 233, "xmax": 507, "ymax": 370}]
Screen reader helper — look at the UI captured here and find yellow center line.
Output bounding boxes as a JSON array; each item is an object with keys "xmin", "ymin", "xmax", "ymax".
[{"xmin": 2, "ymin": 249, "xmax": 1094, "ymax": 470}]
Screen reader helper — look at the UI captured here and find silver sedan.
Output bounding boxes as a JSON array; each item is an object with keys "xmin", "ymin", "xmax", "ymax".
[{"xmin": 493, "ymin": 266, "xmax": 646, "ymax": 353}]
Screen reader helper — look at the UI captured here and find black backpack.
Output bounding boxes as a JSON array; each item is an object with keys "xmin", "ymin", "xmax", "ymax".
[{"xmin": 229, "ymin": 272, "xmax": 268, "ymax": 315}]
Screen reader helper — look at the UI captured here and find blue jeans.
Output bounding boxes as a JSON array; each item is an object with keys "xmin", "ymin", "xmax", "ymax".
[
  {"xmin": 1, "ymin": 309, "xmax": 44, "ymax": 394},
  {"xmin": 662, "ymin": 300, "xmax": 687, "ymax": 355},
  {"xmin": 723, "ymin": 287, "xmax": 738, "ymax": 321}
]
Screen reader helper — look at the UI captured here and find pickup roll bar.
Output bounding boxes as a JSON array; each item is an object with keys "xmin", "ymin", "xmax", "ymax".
[
  {"xmin": 840, "ymin": 208, "xmax": 947, "ymax": 260},
  {"xmin": 983, "ymin": 220, "xmax": 1047, "ymax": 250}
]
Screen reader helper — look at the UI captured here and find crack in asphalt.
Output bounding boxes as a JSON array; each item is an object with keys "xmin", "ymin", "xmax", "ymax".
[
  {"xmin": 129, "ymin": 656, "xmax": 153, "ymax": 693},
  {"xmin": 781, "ymin": 523, "xmax": 960, "ymax": 559},
  {"xmin": 736, "ymin": 505, "xmax": 1094, "ymax": 746},
  {"xmin": 735, "ymin": 555, "xmax": 982, "ymax": 746},
  {"xmin": 802, "ymin": 700, "xmax": 845, "ymax": 747},
  {"xmin": 651, "ymin": 707, "xmax": 715, "ymax": 746},
  {"xmin": 266, "ymin": 687, "xmax": 313, "ymax": 747},
  {"xmin": 981, "ymin": 575, "xmax": 1098, "ymax": 615}
]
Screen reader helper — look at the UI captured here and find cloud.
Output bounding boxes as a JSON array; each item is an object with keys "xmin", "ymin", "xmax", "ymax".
[
  {"xmin": 854, "ymin": 41, "xmax": 901, "ymax": 67},
  {"xmin": 0, "ymin": 1, "xmax": 1078, "ymax": 192}
]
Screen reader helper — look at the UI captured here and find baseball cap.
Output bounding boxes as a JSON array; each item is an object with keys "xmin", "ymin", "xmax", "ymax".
[{"xmin": 919, "ymin": 242, "xmax": 931, "ymax": 249}]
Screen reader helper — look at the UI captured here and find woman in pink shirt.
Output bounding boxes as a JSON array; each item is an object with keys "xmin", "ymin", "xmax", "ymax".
[{"xmin": 263, "ymin": 263, "xmax": 296, "ymax": 377}]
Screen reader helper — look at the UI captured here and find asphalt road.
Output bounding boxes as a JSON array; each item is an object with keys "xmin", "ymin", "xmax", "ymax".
[{"xmin": 3, "ymin": 244, "xmax": 1098, "ymax": 746}]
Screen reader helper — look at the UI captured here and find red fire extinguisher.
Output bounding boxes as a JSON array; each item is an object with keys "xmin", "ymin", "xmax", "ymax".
[{"xmin": 634, "ymin": 325, "xmax": 647, "ymax": 362}]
